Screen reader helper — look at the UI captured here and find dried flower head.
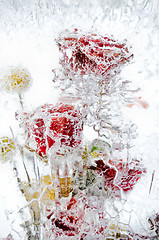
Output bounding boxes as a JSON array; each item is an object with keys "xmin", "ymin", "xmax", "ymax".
[
  {"xmin": 0, "ymin": 66, "xmax": 32, "ymax": 93},
  {"xmin": 0, "ymin": 136, "xmax": 15, "ymax": 161}
]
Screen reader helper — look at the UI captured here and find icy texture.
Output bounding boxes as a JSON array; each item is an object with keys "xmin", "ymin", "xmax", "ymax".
[
  {"xmin": 19, "ymin": 103, "xmax": 83, "ymax": 157},
  {"xmin": 55, "ymin": 30, "xmax": 133, "ymax": 76},
  {"xmin": 53, "ymin": 30, "xmax": 135, "ymax": 143},
  {"xmin": 0, "ymin": 0, "xmax": 159, "ymax": 240}
]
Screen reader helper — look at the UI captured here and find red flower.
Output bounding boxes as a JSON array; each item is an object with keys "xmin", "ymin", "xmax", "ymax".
[
  {"xmin": 46, "ymin": 196, "xmax": 107, "ymax": 239},
  {"xmin": 89, "ymin": 159, "xmax": 146, "ymax": 194},
  {"xmin": 110, "ymin": 159, "xmax": 146, "ymax": 192},
  {"xmin": 46, "ymin": 197, "xmax": 85, "ymax": 237},
  {"xmin": 89, "ymin": 160, "xmax": 117, "ymax": 188},
  {"xmin": 24, "ymin": 103, "xmax": 82, "ymax": 156},
  {"xmin": 57, "ymin": 30, "xmax": 133, "ymax": 76}
]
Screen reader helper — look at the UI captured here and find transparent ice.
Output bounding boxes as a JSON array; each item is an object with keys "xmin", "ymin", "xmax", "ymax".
[{"xmin": 0, "ymin": 0, "xmax": 159, "ymax": 239}]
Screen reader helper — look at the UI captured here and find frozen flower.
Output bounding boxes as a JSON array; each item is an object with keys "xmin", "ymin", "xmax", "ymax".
[
  {"xmin": 72, "ymin": 140, "xmax": 115, "ymax": 195},
  {"xmin": 0, "ymin": 136, "xmax": 15, "ymax": 161},
  {"xmin": 20, "ymin": 103, "xmax": 83, "ymax": 157},
  {"xmin": 89, "ymin": 160, "xmax": 117, "ymax": 189},
  {"xmin": 21, "ymin": 175, "xmax": 56, "ymax": 206},
  {"xmin": 109, "ymin": 159, "xmax": 146, "ymax": 192},
  {"xmin": 57, "ymin": 29, "xmax": 133, "ymax": 77},
  {"xmin": 106, "ymin": 223, "xmax": 128, "ymax": 239},
  {"xmin": 0, "ymin": 66, "xmax": 32, "ymax": 93},
  {"xmin": 20, "ymin": 175, "xmax": 57, "ymax": 227},
  {"xmin": 46, "ymin": 195, "xmax": 108, "ymax": 239},
  {"xmin": 86, "ymin": 143, "xmax": 146, "ymax": 195}
]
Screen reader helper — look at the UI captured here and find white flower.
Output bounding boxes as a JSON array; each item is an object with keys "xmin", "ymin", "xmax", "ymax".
[{"xmin": 0, "ymin": 66, "xmax": 32, "ymax": 93}]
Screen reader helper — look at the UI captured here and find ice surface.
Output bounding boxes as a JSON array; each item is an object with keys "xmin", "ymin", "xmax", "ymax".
[{"xmin": 0, "ymin": 0, "xmax": 159, "ymax": 239}]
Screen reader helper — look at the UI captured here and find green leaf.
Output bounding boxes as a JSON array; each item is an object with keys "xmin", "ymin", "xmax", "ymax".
[{"xmin": 91, "ymin": 146, "xmax": 99, "ymax": 152}]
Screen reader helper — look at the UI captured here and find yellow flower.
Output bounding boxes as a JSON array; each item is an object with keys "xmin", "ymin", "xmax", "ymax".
[
  {"xmin": 106, "ymin": 223, "xmax": 128, "ymax": 239},
  {"xmin": 21, "ymin": 181, "xmax": 41, "ymax": 202},
  {"xmin": 21, "ymin": 174, "xmax": 72, "ymax": 207},
  {"xmin": 21, "ymin": 175, "xmax": 56, "ymax": 206},
  {"xmin": 0, "ymin": 136, "xmax": 15, "ymax": 161},
  {"xmin": 0, "ymin": 66, "xmax": 32, "ymax": 93},
  {"xmin": 40, "ymin": 175, "xmax": 56, "ymax": 204}
]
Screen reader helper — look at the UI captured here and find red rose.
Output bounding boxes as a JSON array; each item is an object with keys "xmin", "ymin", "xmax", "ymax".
[
  {"xmin": 46, "ymin": 196, "xmax": 107, "ymax": 238},
  {"xmin": 24, "ymin": 103, "xmax": 82, "ymax": 156},
  {"xmin": 110, "ymin": 159, "xmax": 146, "ymax": 192},
  {"xmin": 116, "ymin": 166, "xmax": 145, "ymax": 192},
  {"xmin": 89, "ymin": 160, "xmax": 117, "ymax": 188},
  {"xmin": 89, "ymin": 159, "xmax": 145, "ymax": 194},
  {"xmin": 57, "ymin": 30, "xmax": 133, "ymax": 76}
]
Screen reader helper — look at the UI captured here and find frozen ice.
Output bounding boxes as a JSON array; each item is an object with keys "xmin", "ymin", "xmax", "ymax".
[{"xmin": 0, "ymin": 0, "xmax": 159, "ymax": 239}]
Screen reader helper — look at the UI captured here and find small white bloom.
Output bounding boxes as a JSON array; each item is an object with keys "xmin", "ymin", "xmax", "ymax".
[{"xmin": 0, "ymin": 66, "xmax": 32, "ymax": 93}]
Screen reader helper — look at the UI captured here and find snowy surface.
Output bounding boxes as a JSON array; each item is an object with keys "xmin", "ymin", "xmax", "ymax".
[{"xmin": 0, "ymin": 0, "xmax": 159, "ymax": 239}]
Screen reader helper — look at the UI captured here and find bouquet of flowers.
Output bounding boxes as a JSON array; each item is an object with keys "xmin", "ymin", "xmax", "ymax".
[{"xmin": 1, "ymin": 30, "xmax": 153, "ymax": 240}]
